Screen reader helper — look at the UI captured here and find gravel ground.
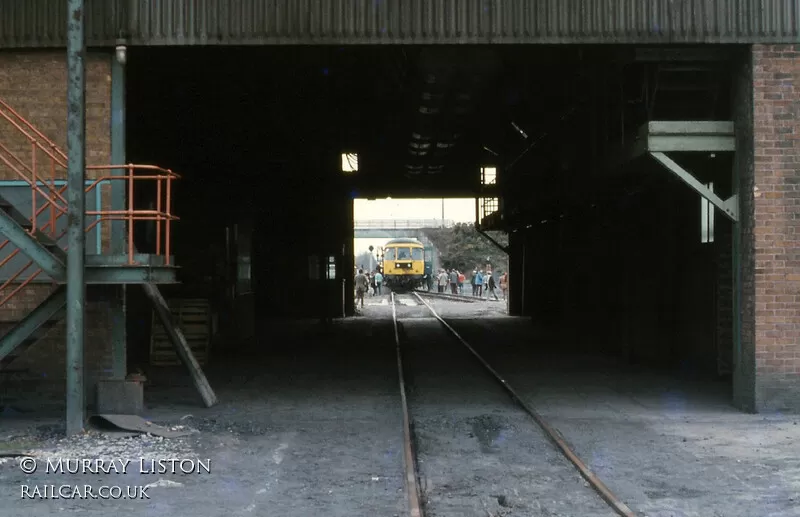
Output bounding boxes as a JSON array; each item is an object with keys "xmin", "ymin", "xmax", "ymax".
[
  {"xmin": 398, "ymin": 314, "xmax": 616, "ymax": 517},
  {"xmin": 2, "ymin": 297, "xmax": 798, "ymax": 516},
  {"xmin": 0, "ymin": 319, "xmax": 407, "ymax": 517},
  {"xmin": 437, "ymin": 314, "xmax": 800, "ymax": 517}
]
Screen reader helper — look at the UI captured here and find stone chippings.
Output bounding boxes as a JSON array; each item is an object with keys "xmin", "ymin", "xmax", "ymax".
[{"xmin": 0, "ymin": 422, "xmax": 199, "ymax": 464}]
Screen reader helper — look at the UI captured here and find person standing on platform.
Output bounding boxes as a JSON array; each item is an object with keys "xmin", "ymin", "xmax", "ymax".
[
  {"xmin": 438, "ymin": 269, "xmax": 448, "ymax": 293},
  {"xmin": 474, "ymin": 270, "xmax": 484, "ymax": 297},
  {"xmin": 374, "ymin": 270, "xmax": 383, "ymax": 295},
  {"xmin": 487, "ymin": 272, "xmax": 499, "ymax": 300},
  {"xmin": 354, "ymin": 269, "xmax": 368, "ymax": 308}
]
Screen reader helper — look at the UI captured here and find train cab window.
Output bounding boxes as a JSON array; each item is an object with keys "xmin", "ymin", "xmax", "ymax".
[
  {"xmin": 411, "ymin": 248, "xmax": 423, "ymax": 261},
  {"xmin": 397, "ymin": 248, "xmax": 411, "ymax": 260},
  {"xmin": 384, "ymin": 248, "xmax": 396, "ymax": 261}
]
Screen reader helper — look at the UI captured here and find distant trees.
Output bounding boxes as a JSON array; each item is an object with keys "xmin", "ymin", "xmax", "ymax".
[
  {"xmin": 422, "ymin": 223, "xmax": 508, "ymax": 274},
  {"xmin": 355, "ymin": 251, "xmax": 377, "ymax": 272}
]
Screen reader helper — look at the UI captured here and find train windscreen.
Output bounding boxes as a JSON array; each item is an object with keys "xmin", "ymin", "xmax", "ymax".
[
  {"xmin": 397, "ymin": 248, "xmax": 411, "ymax": 260},
  {"xmin": 411, "ymin": 248, "xmax": 423, "ymax": 260},
  {"xmin": 384, "ymin": 248, "xmax": 396, "ymax": 261}
]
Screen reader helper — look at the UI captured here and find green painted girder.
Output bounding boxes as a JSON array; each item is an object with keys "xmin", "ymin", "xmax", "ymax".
[
  {"xmin": 0, "ymin": 198, "xmax": 66, "ymax": 279},
  {"xmin": 639, "ymin": 121, "xmax": 735, "ymax": 155},
  {"xmin": 83, "ymin": 266, "xmax": 178, "ymax": 284},
  {"xmin": 650, "ymin": 152, "xmax": 739, "ymax": 222},
  {"xmin": 605, "ymin": 120, "xmax": 739, "ymax": 222},
  {"xmin": 142, "ymin": 283, "xmax": 217, "ymax": 408},
  {"xmin": 0, "ymin": 285, "xmax": 66, "ymax": 369},
  {"xmin": 609, "ymin": 121, "xmax": 735, "ymax": 169},
  {"xmin": 81, "ymin": 254, "xmax": 178, "ymax": 284}
]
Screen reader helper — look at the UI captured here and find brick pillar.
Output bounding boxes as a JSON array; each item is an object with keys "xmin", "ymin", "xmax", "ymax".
[{"xmin": 749, "ymin": 44, "xmax": 800, "ymax": 411}]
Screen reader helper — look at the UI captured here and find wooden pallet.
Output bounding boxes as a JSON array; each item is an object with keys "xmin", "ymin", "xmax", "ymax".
[{"xmin": 150, "ymin": 298, "xmax": 211, "ymax": 366}]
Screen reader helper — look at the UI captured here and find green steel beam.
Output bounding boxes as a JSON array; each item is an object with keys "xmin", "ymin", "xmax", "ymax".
[
  {"xmin": 110, "ymin": 53, "xmax": 127, "ymax": 380},
  {"xmin": 645, "ymin": 121, "xmax": 735, "ymax": 153},
  {"xmin": 85, "ymin": 254, "xmax": 174, "ymax": 266},
  {"xmin": 609, "ymin": 121, "xmax": 735, "ymax": 168},
  {"xmin": 142, "ymin": 283, "xmax": 217, "ymax": 408},
  {"xmin": 66, "ymin": 0, "xmax": 87, "ymax": 437},
  {"xmin": 0, "ymin": 207, "xmax": 66, "ymax": 279},
  {"xmin": 0, "ymin": 286, "xmax": 66, "ymax": 368},
  {"xmin": 83, "ymin": 266, "xmax": 178, "ymax": 284},
  {"xmin": 650, "ymin": 151, "xmax": 739, "ymax": 222}
]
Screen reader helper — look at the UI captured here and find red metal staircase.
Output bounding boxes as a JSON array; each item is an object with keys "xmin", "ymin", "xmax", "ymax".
[{"xmin": 0, "ymin": 97, "xmax": 179, "ymax": 370}]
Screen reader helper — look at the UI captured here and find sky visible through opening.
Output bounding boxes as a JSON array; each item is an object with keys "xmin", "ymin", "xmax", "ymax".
[{"xmin": 353, "ymin": 198, "xmax": 475, "ymax": 256}]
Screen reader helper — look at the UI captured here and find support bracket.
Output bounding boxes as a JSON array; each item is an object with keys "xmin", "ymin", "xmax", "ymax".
[
  {"xmin": 608, "ymin": 121, "xmax": 739, "ymax": 223},
  {"xmin": 650, "ymin": 151, "xmax": 739, "ymax": 222},
  {"xmin": 142, "ymin": 283, "xmax": 217, "ymax": 408},
  {"xmin": 0, "ymin": 285, "xmax": 66, "ymax": 368},
  {"xmin": 475, "ymin": 227, "xmax": 509, "ymax": 255}
]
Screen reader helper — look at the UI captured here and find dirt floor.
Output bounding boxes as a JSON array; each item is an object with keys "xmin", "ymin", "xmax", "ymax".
[{"xmin": 1, "ymin": 293, "xmax": 798, "ymax": 516}]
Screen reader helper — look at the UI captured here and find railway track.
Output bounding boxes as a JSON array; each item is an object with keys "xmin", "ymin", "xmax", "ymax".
[
  {"xmin": 414, "ymin": 289, "xmax": 480, "ymax": 303},
  {"xmin": 391, "ymin": 291, "xmax": 637, "ymax": 517}
]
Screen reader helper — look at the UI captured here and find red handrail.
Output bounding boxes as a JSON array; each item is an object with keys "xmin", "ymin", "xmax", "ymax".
[
  {"xmin": 0, "ymin": 98, "xmax": 67, "ymax": 161},
  {"xmin": 0, "ymin": 98, "xmax": 181, "ymax": 307}
]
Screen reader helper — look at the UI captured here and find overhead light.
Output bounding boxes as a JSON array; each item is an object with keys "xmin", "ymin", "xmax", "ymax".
[
  {"xmin": 115, "ymin": 45, "xmax": 127, "ymax": 65},
  {"xmin": 483, "ymin": 146, "xmax": 499, "ymax": 156},
  {"xmin": 511, "ymin": 121, "xmax": 528, "ymax": 139}
]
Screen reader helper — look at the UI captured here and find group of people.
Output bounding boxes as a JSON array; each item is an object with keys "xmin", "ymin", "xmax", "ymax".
[
  {"xmin": 431, "ymin": 268, "xmax": 508, "ymax": 300},
  {"xmin": 353, "ymin": 268, "xmax": 383, "ymax": 308},
  {"xmin": 354, "ymin": 264, "xmax": 509, "ymax": 310}
]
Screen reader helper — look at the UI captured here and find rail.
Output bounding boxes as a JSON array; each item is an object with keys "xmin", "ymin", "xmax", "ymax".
[{"xmin": 407, "ymin": 292, "xmax": 638, "ymax": 517}]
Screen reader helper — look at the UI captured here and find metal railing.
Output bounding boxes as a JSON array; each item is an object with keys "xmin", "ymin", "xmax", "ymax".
[
  {"xmin": 354, "ymin": 218, "xmax": 455, "ymax": 230},
  {"xmin": 0, "ymin": 97, "xmax": 179, "ymax": 305}
]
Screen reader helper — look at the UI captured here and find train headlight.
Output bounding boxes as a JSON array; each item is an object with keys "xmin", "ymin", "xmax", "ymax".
[{"xmin": 396, "ymin": 263, "xmax": 401, "ymax": 268}]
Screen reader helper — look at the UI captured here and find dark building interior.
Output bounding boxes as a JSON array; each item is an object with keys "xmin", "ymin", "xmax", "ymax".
[{"xmin": 124, "ymin": 44, "xmax": 737, "ymax": 383}]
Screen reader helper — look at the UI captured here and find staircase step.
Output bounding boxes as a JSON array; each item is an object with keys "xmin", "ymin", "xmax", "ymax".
[
  {"xmin": 0, "ymin": 201, "xmax": 34, "ymax": 230},
  {"xmin": 0, "ymin": 198, "xmax": 66, "ymax": 280}
]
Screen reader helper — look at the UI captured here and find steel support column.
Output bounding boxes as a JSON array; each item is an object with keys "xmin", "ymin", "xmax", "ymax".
[
  {"xmin": 66, "ymin": 0, "xmax": 87, "ymax": 436},
  {"xmin": 344, "ymin": 198, "xmax": 355, "ymax": 317},
  {"xmin": 110, "ymin": 51, "xmax": 127, "ymax": 380}
]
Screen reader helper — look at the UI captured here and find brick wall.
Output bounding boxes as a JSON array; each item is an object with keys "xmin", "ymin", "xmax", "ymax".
[
  {"xmin": 0, "ymin": 51, "xmax": 111, "ymax": 175},
  {"xmin": 751, "ymin": 44, "xmax": 800, "ymax": 411},
  {"xmin": 0, "ymin": 50, "xmax": 114, "ymax": 408}
]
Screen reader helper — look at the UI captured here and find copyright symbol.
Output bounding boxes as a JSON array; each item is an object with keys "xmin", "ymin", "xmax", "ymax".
[{"xmin": 18, "ymin": 457, "xmax": 37, "ymax": 474}]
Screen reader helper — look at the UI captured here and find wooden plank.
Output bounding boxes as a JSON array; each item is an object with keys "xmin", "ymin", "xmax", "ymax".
[
  {"xmin": 143, "ymin": 284, "xmax": 217, "ymax": 407},
  {"xmin": 149, "ymin": 296, "xmax": 210, "ymax": 367}
]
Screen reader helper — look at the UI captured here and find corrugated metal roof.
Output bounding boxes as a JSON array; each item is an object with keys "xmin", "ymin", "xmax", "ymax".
[{"xmin": 0, "ymin": 0, "xmax": 798, "ymax": 48}]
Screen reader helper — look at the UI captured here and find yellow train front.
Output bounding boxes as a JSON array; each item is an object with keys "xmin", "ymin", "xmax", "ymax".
[{"xmin": 381, "ymin": 238, "xmax": 425, "ymax": 291}]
